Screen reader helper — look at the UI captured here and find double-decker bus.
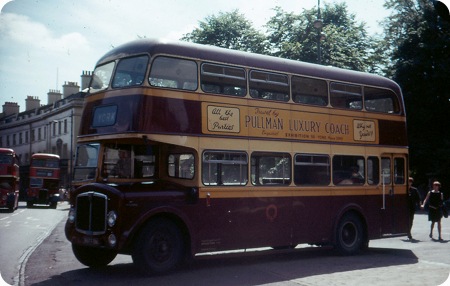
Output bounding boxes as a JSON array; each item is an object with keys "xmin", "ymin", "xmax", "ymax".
[
  {"xmin": 0, "ymin": 148, "xmax": 20, "ymax": 212},
  {"xmin": 27, "ymin": 153, "xmax": 60, "ymax": 208},
  {"xmin": 65, "ymin": 39, "xmax": 409, "ymax": 274}
]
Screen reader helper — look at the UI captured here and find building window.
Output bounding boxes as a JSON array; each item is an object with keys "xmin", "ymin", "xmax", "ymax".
[{"xmin": 64, "ymin": 119, "xmax": 68, "ymax": 133}]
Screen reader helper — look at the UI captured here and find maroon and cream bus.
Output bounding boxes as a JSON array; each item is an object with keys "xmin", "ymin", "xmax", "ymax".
[
  {"xmin": 0, "ymin": 148, "xmax": 20, "ymax": 212},
  {"xmin": 65, "ymin": 39, "xmax": 409, "ymax": 274},
  {"xmin": 27, "ymin": 153, "xmax": 61, "ymax": 208}
]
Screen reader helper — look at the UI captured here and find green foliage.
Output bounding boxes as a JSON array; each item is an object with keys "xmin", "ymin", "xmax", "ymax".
[
  {"xmin": 182, "ymin": 4, "xmax": 381, "ymax": 73},
  {"xmin": 382, "ymin": 0, "xmax": 450, "ymax": 188},
  {"xmin": 266, "ymin": 4, "xmax": 382, "ymax": 72},
  {"xmin": 181, "ymin": 10, "xmax": 269, "ymax": 54}
]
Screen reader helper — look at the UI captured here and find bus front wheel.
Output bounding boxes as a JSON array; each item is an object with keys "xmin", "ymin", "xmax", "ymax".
[
  {"xmin": 335, "ymin": 213, "xmax": 363, "ymax": 255},
  {"xmin": 72, "ymin": 244, "xmax": 117, "ymax": 267},
  {"xmin": 132, "ymin": 218, "xmax": 185, "ymax": 275}
]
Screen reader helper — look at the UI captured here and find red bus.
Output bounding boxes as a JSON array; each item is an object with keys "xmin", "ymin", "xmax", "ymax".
[
  {"xmin": 65, "ymin": 39, "xmax": 409, "ymax": 274},
  {"xmin": 0, "ymin": 148, "xmax": 20, "ymax": 212},
  {"xmin": 27, "ymin": 153, "xmax": 61, "ymax": 208}
]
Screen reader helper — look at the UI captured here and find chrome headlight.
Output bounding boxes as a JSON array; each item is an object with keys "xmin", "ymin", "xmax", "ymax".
[
  {"xmin": 108, "ymin": 234, "xmax": 117, "ymax": 247},
  {"xmin": 68, "ymin": 208, "xmax": 76, "ymax": 223},
  {"xmin": 107, "ymin": 211, "xmax": 118, "ymax": 227}
]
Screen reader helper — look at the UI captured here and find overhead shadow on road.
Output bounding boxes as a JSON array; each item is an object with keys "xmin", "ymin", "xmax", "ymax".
[{"xmin": 28, "ymin": 246, "xmax": 418, "ymax": 286}]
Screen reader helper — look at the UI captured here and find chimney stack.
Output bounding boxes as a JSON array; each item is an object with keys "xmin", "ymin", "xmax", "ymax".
[
  {"xmin": 25, "ymin": 96, "xmax": 40, "ymax": 111},
  {"xmin": 80, "ymin": 70, "xmax": 93, "ymax": 91},
  {"xmin": 62, "ymin": 81, "xmax": 80, "ymax": 98},
  {"xmin": 47, "ymin": 89, "xmax": 62, "ymax": 105},
  {"xmin": 2, "ymin": 102, "xmax": 20, "ymax": 116}
]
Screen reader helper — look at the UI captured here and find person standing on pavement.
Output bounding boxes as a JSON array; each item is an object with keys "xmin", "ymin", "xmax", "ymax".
[
  {"xmin": 421, "ymin": 181, "xmax": 444, "ymax": 241},
  {"xmin": 407, "ymin": 177, "xmax": 421, "ymax": 240}
]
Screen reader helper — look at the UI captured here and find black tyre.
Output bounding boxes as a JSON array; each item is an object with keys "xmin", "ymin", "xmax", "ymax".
[
  {"xmin": 132, "ymin": 218, "xmax": 184, "ymax": 275},
  {"xmin": 72, "ymin": 244, "xmax": 117, "ymax": 267},
  {"xmin": 335, "ymin": 213, "xmax": 363, "ymax": 255}
]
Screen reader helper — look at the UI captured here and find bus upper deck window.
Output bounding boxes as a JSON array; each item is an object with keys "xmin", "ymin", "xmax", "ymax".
[
  {"xmin": 90, "ymin": 62, "xmax": 115, "ymax": 93},
  {"xmin": 292, "ymin": 76, "xmax": 328, "ymax": 106},
  {"xmin": 112, "ymin": 55, "xmax": 149, "ymax": 88},
  {"xmin": 364, "ymin": 87, "xmax": 400, "ymax": 114},
  {"xmin": 149, "ymin": 56, "xmax": 198, "ymax": 91},
  {"xmin": 201, "ymin": 63, "xmax": 246, "ymax": 97},
  {"xmin": 249, "ymin": 70, "xmax": 290, "ymax": 102},
  {"xmin": 330, "ymin": 82, "xmax": 362, "ymax": 110}
]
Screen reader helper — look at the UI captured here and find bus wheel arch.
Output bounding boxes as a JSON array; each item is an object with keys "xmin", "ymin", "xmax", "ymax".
[
  {"xmin": 334, "ymin": 210, "xmax": 368, "ymax": 255},
  {"xmin": 131, "ymin": 215, "xmax": 190, "ymax": 274}
]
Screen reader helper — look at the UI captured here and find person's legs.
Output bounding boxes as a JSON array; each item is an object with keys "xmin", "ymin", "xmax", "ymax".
[
  {"xmin": 437, "ymin": 220, "xmax": 442, "ymax": 240},
  {"xmin": 430, "ymin": 222, "xmax": 435, "ymax": 238},
  {"xmin": 408, "ymin": 211, "xmax": 414, "ymax": 239}
]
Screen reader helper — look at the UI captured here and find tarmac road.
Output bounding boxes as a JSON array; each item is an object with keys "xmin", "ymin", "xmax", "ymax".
[{"xmin": 19, "ymin": 209, "xmax": 450, "ymax": 286}]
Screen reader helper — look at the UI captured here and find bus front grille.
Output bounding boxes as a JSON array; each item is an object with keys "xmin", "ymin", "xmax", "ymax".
[
  {"xmin": 38, "ymin": 189, "xmax": 48, "ymax": 200},
  {"xmin": 75, "ymin": 192, "xmax": 107, "ymax": 235}
]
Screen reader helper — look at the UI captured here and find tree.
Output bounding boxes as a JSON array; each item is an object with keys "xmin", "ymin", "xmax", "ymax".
[
  {"xmin": 181, "ymin": 10, "xmax": 269, "ymax": 54},
  {"xmin": 382, "ymin": 0, "xmax": 450, "ymax": 189},
  {"xmin": 266, "ymin": 4, "xmax": 383, "ymax": 72}
]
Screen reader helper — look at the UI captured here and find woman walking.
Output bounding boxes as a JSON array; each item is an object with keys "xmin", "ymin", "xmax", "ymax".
[{"xmin": 421, "ymin": 181, "xmax": 444, "ymax": 241}]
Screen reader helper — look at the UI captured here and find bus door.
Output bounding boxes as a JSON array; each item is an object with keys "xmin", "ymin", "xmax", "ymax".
[{"xmin": 380, "ymin": 154, "xmax": 408, "ymax": 235}]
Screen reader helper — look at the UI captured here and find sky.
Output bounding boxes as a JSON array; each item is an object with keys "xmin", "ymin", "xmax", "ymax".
[{"xmin": 0, "ymin": 0, "xmax": 391, "ymax": 112}]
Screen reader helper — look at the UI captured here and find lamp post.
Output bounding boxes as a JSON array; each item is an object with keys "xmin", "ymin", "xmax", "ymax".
[{"xmin": 313, "ymin": 0, "xmax": 325, "ymax": 64}]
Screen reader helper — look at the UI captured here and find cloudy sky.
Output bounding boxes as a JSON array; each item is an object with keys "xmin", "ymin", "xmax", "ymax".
[{"xmin": 0, "ymin": 0, "xmax": 389, "ymax": 112}]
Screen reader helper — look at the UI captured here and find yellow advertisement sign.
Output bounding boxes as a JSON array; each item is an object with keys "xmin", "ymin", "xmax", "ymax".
[{"xmin": 202, "ymin": 103, "xmax": 378, "ymax": 144}]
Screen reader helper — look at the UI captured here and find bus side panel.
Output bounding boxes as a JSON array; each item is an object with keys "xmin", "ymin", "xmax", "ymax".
[
  {"xmin": 243, "ymin": 196, "xmax": 293, "ymax": 249},
  {"xmin": 291, "ymin": 195, "xmax": 333, "ymax": 245}
]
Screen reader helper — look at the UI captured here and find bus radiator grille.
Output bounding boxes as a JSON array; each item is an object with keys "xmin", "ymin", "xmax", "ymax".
[
  {"xmin": 38, "ymin": 189, "xmax": 48, "ymax": 200},
  {"xmin": 75, "ymin": 192, "xmax": 107, "ymax": 235}
]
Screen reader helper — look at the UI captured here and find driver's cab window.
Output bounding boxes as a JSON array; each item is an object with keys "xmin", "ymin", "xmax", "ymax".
[
  {"xmin": 103, "ymin": 144, "xmax": 157, "ymax": 179},
  {"xmin": 168, "ymin": 153, "xmax": 194, "ymax": 179}
]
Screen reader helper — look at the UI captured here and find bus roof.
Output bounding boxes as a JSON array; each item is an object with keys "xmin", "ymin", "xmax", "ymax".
[
  {"xmin": 96, "ymin": 39, "xmax": 402, "ymax": 94},
  {"xmin": 31, "ymin": 153, "xmax": 60, "ymax": 160},
  {"xmin": 0, "ymin": 148, "xmax": 15, "ymax": 155}
]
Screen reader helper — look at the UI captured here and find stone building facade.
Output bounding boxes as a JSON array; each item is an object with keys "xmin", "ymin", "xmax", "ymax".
[{"xmin": 0, "ymin": 71, "xmax": 92, "ymax": 189}]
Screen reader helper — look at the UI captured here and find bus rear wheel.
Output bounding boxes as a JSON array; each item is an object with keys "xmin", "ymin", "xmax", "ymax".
[
  {"xmin": 72, "ymin": 244, "xmax": 117, "ymax": 267},
  {"xmin": 132, "ymin": 218, "xmax": 184, "ymax": 275},
  {"xmin": 335, "ymin": 213, "xmax": 363, "ymax": 255}
]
